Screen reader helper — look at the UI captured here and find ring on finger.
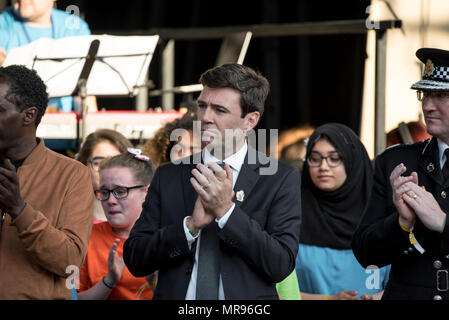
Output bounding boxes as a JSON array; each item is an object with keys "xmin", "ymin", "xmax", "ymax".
[
  {"xmin": 412, "ymin": 194, "xmax": 418, "ymax": 199},
  {"xmin": 202, "ymin": 183, "xmax": 211, "ymax": 190}
]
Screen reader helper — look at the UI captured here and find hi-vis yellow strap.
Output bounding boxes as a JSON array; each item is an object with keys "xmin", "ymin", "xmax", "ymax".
[{"xmin": 399, "ymin": 218, "xmax": 425, "ymax": 254}]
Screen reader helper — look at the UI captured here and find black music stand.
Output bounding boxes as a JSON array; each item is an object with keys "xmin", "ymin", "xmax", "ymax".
[{"xmin": 72, "ymin": 39, "xmax": 99, "ymax": 149}]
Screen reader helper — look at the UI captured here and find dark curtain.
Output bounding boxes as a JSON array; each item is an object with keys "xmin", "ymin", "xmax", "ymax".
[{"xmin": 56, "ymin": 0, "xmax": 369, "ymax": 134}]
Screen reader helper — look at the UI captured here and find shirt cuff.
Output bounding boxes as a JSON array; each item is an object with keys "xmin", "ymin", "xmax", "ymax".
[
  {"xmin": 183, "ymin": 216, "xmax": 199, "ymax": 249},
  {"xmin": 216, "ymin": 203, "xmax": 235, "ymax": 229}
]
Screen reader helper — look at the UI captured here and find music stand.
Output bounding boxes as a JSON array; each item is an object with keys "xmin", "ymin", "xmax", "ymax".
[
  {"xmin": 4, "ymin": 34, "xmax": 159, "ymax": 146},
  {"xmin": 149, "ymin": 31, "xmax": 252, "ymax": 97}
]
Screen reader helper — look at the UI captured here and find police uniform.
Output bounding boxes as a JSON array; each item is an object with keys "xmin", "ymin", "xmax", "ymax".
[{"xmin": 352, "ymin": 48, "xmax": 449, "ymax": 300}]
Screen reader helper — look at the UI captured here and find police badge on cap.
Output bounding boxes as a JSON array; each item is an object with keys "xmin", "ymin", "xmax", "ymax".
[{"xmin": 411, "ymin": 48, "xmax": 449, "ymax": 91}]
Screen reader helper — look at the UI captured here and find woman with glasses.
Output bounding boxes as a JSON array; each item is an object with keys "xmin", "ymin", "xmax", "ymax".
[
  {"xmin": 77, "ymin": 150, "xmax": 154, "ymax": 300},
  {"xmin": 295, "ymin": 123, "xmax": 390, "ymax": 300},
  {"xmin": 77, "ymin": 129, "xmax": 133, "ymax": 223}
]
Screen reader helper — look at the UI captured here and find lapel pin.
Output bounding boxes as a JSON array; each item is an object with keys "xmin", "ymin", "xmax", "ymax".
[
  {"xmin": 427, "ymin": 163, "xmax": 435, "ymax": 173},
  {"xmin": 236, "ymin": 190, "xmax": 245, "ymax": 202}
]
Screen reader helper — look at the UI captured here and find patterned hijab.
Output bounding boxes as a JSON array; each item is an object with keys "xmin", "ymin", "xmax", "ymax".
[{"xmin": 300, "ymin": 123, "xmax": 373, "ymax": 249}]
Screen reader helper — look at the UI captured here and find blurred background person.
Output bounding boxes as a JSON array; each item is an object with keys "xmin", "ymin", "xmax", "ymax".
[
  {"xmin": 295, "ymin": 123, "xmax": 390, "ymax": 300},
  {"xmin": 141, "ymin": 110, "xmax": 199, "ymax": 167},
  {"xmin": 279, "ymin": 137, "xmax": 308, "ymax": 172},
  {"xmin": 386, "ymin": 120, "xmax": 431, "ymax": 147},
  {"xmin": 276, "ymin": 124, "xmax": 314, "ymax": 159},
  {"xmin": 0, "ymin": 0, "xmax": 97, "ymax": 111},
  {"xmin": 78, "ymin": 150, "xmax": 154, "ymax": 300},
  {"xmin": 77, "ymin": 129, "xmax": 133, "ymax": 224}
]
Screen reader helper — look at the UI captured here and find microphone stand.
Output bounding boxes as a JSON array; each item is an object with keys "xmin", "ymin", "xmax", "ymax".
[{"xmin": 73, "ymin": 39, "xmax": 100, "ymax": 150}]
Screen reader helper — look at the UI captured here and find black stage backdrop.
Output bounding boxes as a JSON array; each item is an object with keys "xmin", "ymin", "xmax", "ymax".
[{"xmin": 56, "ymin": 0, "xmax": 369, "ymax": 135}]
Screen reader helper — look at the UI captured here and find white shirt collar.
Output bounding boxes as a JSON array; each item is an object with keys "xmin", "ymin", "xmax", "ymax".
[
  {"xmin": 202, "ymin": 142, "xmax": 247, "ymax": 173},
  {"xmin": 437, "ymin": 138, "xmax": 449, "ymax": 169}
]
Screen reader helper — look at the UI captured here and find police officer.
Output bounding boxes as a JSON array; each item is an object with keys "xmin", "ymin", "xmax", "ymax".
[{"xmin": 352, "ymin": 48, "xmax": 449, "ymax": 300}]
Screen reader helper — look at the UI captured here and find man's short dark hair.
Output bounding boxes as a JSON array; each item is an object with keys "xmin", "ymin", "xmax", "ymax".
[
  {"xmin": 199, "ymin": 63, "xmax": 270, "ymax": 118},
  {"xmin": 0, "ymin": 65, "xmax": 48, "ymax": 127}
]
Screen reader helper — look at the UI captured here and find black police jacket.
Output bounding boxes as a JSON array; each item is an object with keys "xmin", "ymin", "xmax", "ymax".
[{"xmin": 352, "ymin": 137, "xmax": 449, "ymax": 300}]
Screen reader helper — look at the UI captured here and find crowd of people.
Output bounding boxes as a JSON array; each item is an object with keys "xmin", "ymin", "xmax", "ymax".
[{"xmin": 2, "ymin": 0, "xmax": 449, "ymax": 302}]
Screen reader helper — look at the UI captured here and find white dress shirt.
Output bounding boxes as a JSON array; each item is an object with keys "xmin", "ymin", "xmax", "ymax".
[{"xmin": 183, "ymin": 142, "xmax": 248, "ymax": 300}]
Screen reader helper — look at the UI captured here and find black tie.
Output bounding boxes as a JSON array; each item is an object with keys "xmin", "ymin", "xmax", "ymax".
[
  {"xmin": 196, "ymin": 221, "xmax": 220, "ymax": 300},
  {"xmin": 443, "ymin": 149, "xmax": 449, "ymax": 182}
]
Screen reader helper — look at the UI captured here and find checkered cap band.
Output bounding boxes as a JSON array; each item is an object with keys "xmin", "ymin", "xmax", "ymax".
[
  {"xmin": 411, "ymin": 79, "xmax": 449, "ymax": 91},
  {"xmin": 423, "ymin": 65, "xmax": 449, "ymax": 82}
]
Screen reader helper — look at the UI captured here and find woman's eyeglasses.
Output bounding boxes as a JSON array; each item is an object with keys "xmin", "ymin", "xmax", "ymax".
[
  {"xmin": 94, "ymin": 185, "xmax": 145, "ymax": 201},
  {"xmin": 307, "ymin": 152, "xmax": 343, "ymax": 168}
]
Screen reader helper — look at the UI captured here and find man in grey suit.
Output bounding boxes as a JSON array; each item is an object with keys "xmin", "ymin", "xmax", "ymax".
[{"xmin": 124, "ymin": 63, "xmax": 301, "ymax": 300}]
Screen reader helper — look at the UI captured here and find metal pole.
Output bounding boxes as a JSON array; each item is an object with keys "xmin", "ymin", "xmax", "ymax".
[
  {"xmin": 162, "ymin": 39, "xmax": 175, "ymax": 110},
  {"xmin": 374, "ymin": 29, "xmax": 387, "ymax": 157},
  {"xmin": 135, "ymin": 70, "xmax": 149, "ymax": 111}
]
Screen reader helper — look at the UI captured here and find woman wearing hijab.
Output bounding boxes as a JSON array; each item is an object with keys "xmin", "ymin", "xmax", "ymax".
[{"xmin": 295, "ymin": 123, "xmax": 390, "ymax": 300}]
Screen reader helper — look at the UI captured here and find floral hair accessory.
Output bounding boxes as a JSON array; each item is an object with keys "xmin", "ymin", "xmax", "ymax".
[
  {"xmin": 303, "ymin": 137, "xmax": 309, "ymax": 148},
  {"xmin": 127, "ymin": 148, "xmax": 150, "ymax": 161}
]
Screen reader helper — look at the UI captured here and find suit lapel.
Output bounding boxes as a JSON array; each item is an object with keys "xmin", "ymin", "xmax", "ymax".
[
  {"xmin": 232, "ymin": 147, "xmax": 261, "ymax": 208},
  {"xmin": 419, "ymin": 138, "xmax": 444, "ymax": 186},
  {"xmin": 182, "ymin": 155, "xmax": 200, "ymax": 216}
]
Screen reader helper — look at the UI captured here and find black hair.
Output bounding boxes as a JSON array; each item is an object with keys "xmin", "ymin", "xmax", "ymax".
[{"xmin": 0, "ymin": 65, "xmax": 48, "ymax": 127}]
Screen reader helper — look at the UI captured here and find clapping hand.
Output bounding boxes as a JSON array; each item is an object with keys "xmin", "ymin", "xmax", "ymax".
[
  {"xmin": 390, "ymin": 163, "xmax": 418, "ymax": 229},
  {"xmin": 400, "ymin": 181, "xmax": 447, "ymax": 233},
  {"xmin": 190, "ymin": 162, "xmax": 234, "ymax": 219},
  {"xmin": 390, "ymin": 163, "xmax": 447, "ymax": 233},
  {"xmin": 105, "ymin": 239, "xmax": 125, "ymax": 287}
]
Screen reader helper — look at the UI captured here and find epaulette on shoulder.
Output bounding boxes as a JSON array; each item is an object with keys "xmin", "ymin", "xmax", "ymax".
[{"xmin": 383, "ymin": 138, "xmax": 430, "ymax": 154}]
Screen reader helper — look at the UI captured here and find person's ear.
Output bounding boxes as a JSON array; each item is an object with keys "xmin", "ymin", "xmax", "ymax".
[
  {"xmin": 22, "ymin": 107, "xmax": 38, "ymax": 126},
  {"xmin": 244, "ymin": 111, "xmax": 260, "ymax": 131}
]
